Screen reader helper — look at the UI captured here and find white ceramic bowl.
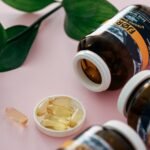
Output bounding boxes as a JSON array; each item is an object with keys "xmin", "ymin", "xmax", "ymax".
[{"xmin": 33, "ymin": 95, "xmax": 86, "ymax": 137}]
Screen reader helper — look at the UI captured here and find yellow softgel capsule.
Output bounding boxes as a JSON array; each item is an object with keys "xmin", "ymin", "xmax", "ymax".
[
  {"xmin": 5, "ymin": 107, "xmax": 28, "ymax": 125},
  {"xmin": 48, "ymin": 115, "xmax": 69, "ymax": 125},
  {"xmin": 36, "ymin": 100, "xmax": 49, "ymax": 116},
  {"xmin": 70, "ymin": 108, "xmax": 83, "ymax": 126},
  {"xmin": 41, "ymin": 119, "xmax": 68, "ymax": 131},
  {"xmin": 50, "ymin": 96, "xmax": 74, "ymax": 110},
  {"xmin": 47, "ymin": 104, "xmax": 73, "ymax": 118},
  {"xmin": 69, "ymin": 121, "xmax": 77, "ymax": 128},
  {"xmin": 44, "ymin": 113, "xmax": 53, "ymax": 119}
]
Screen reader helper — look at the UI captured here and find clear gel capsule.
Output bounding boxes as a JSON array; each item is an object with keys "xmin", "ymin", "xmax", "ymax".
[
  {"xmin": 5, "ymin": 107, "xmax": 28, "ymax": 125},
  {"xmin": 36, "ymin": 100, "xmax": 49, "ymax": 116},
  {"xmin": 47, "ymin": 104, "xmax": 73, "ymax": 118},
  {"xmin": 41, "ymin": 119, "xmax": 68, "ymax": 131}
]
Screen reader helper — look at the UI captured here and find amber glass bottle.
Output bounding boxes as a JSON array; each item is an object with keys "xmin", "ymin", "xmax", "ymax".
[
  {"xmin": 57, "ymin": 120, "xmax": 146, "ymax": 150},
  {"xmin": 73, "ymin": 5, "xmax": 150, "ymax": 92},
  {"xmin": 118, "ymin": 70, "xmax": 150, "ymax": 149}
]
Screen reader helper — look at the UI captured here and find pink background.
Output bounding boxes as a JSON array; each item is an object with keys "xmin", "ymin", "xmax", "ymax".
[{"xmin": 0, "ymin": 0, "xmax": 149, "ymax": 149}]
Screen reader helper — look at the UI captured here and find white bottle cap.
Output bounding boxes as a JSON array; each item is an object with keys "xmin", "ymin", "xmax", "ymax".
[
  {"xmin": 104, "ymin": 120, "xmax": 146, "ymax": 150},
  {"xmin": 117, "ymin": 70, "xmax": 150, "ymax": 116},
  {"xmin": 73, "ymin": 50, "xmax": 111, "ymax": 92}
]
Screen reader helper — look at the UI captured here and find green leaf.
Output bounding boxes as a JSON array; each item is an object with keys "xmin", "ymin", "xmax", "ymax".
[
  {"xmin": 0, "ymin": 4, "xmax": 62, "ymax": 72},
  {"xmin": 2, "ymin": 0, "xmax": 54, "ymax": 12},
  {"xmin": 63, "ymin": 0, "xmax": 118, "ymax": 40},
  {"xmin": 0, "ymin": 23, "xmax": 7, "ymax": 48},
  {"xmin": 0, "ymin": 25, "xmax": 39, "ymax": 72}
]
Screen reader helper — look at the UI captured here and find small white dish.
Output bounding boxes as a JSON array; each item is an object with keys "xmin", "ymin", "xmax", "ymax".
[{"xmin": 33, "ymin": 95, "xmax": 86, "ymax": 137}]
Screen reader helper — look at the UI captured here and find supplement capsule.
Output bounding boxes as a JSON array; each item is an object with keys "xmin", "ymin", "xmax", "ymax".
[
  {"xmin": 57, "ymin": 120, "xmax": 146, "ymax": 150},
  {"xmin": 73, "ymin": 5, "xmax": 150, "ymax": 92},
  {"xmin": 69, "ymin": 108, "xmax": 83, "ymax": 128},
  {"xmin": 41, "ymin": 119, "xmax": 68, "ymax": 131},
  {"xmin": 118, "ymin": 70, "xmax": 150, "ymax": 149},
  {"xmin": 5, "ymin": 107, "xmax": 28, "ymax": 125},
  {"xmin": 36, "ymin": 100, "xmax": 49, "ymax": 116},
  {"xmin": 47, "ymin": 104, "xmax": 73, "ymax": 118},
  {"xmin": 51, "ymin": 97, "xmax": 74, "ymax": 108},
  {"xmin": 70, "ymin": 109, "xmax": 83, "ymax": 123}
]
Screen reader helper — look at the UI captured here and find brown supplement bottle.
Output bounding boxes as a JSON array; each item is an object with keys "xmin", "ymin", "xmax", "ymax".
[
  {"xmin": 57, "ymin": 120, "xmax": 146, "ymax": 150},
  {"xmin": 73, "ymin": 5, "xmax": 150, "ymax": 92},
  {"xmin": 118, "ymin": 70, "xmax": 150, "ymax": 149}
]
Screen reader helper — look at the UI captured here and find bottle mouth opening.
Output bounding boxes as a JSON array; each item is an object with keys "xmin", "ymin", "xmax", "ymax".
[
  {"xmin": 80, "ymin": 59, "xmax": 102, "ymax": 84},
  {"xmin": 73, "ymin": 50, "xmax": 111, "ymax": 92}
]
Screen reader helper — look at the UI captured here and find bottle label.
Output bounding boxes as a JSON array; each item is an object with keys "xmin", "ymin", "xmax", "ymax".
[
  {"xmin": 59, "ymin": 126, "xmax": 113, "ymax": 150},
  {"xmin": 109, "ymin": 8, "xmax": 150, "ymax": 73},
  {"xmin": 136, "ymin": 105, "xmax": 150, "ymax": 149},
  {"xmin": 90, "ymin": 6, "xmax": 150, "ymax": 74}
]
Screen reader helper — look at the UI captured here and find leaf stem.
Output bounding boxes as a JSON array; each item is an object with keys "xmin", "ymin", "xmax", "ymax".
[
  {"xmin": 30, "ymin": 3, "xmax": 62, "ymax": 27},
  {"xmin": 7, "ymin": 3, "xmax": 62, "ymax": 43}
]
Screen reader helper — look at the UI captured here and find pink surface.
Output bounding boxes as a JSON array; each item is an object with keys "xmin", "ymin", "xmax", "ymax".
[{"xmin": 0, "ymin": 1, "xmax": 149, "ymax": 150}]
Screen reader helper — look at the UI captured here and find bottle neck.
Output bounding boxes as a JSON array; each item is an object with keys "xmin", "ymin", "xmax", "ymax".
[
  {"xmin": 126, "ymin": 79, "xmax": 150, "ymax": 117},
  {"xmin": 101, "ymin": 127, "xmax": 135, "ymax": 150},
  {"xmin": 104, "ymin": 120, "xmax": 146, "ymax": 150},
  {"xmin": 73, "ymin": 50, "xmax": 111, "ymax": 92}
]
